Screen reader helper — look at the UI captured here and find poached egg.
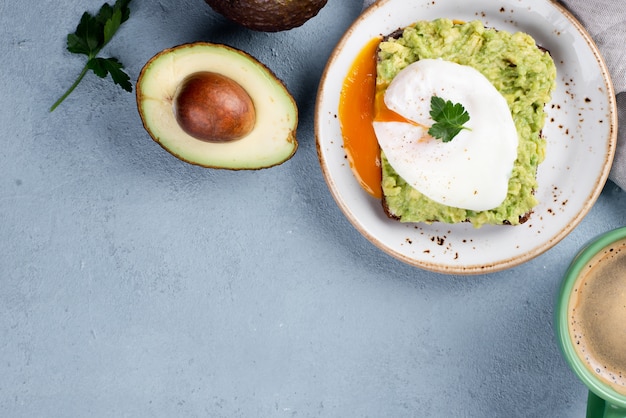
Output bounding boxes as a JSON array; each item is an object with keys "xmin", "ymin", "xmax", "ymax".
[{"xmin": 373, "ymin": 58, "xmax": 518, "ymax": 211}]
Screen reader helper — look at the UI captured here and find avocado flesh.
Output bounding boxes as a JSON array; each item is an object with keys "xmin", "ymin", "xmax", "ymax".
[
  {"xmin": 137, "ymin": 43, "xmax": 298, "ymax": 170},
  {"xmin": 205, "ymin": 0, "xmax": 328, "ymax": 32}
]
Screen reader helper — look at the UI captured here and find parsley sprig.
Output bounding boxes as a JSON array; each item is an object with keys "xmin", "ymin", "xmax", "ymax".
[
  {"xmin": 50, "ymin": 0, "xmax": 133, "ymax": 112},
  {"xmin": 428, "ymin": 96, "xmax": 471, "ymax": 142}
]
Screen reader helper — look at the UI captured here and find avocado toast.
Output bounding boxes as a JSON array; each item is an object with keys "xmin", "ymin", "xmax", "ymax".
[{"xmin": 376, "ymin": 19, "xmax": 556, "ymax": 228}]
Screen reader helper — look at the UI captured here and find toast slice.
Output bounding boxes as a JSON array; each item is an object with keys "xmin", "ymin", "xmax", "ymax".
[{"xmin": 375, "ymin": 19, "xmax": 556, "ymax": 228}]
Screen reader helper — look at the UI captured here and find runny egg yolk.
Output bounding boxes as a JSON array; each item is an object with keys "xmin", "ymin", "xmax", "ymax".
[
  {"xmin": 338, "ymin": 37, "xmax": 382, "ymax": 199},
  {"xmin": 338, "ymin": 22, "xmax": 471, "ymax": 200},
  {"xmin": 339, "ymin": 37, "xmax": 424, "ymax": 199},
  {"xmin": 374, "ymin": 89, "xmax": 424, "ymax": 128},
  {"xmin": 339, "ymin": 37, "xmax": 431, "ymax": 199}
]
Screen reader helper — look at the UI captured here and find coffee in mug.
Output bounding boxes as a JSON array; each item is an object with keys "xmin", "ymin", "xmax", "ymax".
[
  {"xmin": 566, "ymin": 237, "xmax": 626, "ymax": 396},
  {"xmin": 557, "ymin": 226, "xmax": 626, "ymax": 417}
]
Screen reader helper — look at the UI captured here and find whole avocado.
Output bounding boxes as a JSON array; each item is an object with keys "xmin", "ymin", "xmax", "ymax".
[{"xmin": 205, "ymin": 0, "xmax": 328, "ymax": 32}]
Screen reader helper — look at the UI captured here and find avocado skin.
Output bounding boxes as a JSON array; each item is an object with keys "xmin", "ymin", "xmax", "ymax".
[{"xmin": 205, "ymin": 0, "xmax": 328, "ymax": 32}]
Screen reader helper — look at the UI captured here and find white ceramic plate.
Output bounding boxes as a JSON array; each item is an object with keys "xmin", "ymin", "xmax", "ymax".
[{"xmin": 315, "ymin": 0, "xmax": 617, "ymax": 274}]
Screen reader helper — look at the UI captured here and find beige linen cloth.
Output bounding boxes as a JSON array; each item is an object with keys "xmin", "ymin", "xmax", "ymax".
[{"xmin": 361, "ymin": 0, "xmax": 626, "ymax": 190}]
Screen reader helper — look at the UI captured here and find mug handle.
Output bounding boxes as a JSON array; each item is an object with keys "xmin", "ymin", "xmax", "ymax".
[{"xmin": 587, "ymin": 391, "xmax": 626, "ymax": 418}]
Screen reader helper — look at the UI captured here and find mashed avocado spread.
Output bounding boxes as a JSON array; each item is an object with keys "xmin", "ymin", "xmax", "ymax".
[{"xmin": 377, "ymin": 19, "xmax": 556, "ymax": 227}]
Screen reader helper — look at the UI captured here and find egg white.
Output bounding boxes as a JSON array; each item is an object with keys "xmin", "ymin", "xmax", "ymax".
[{"xmin": 373, "ymin": 58, "xmax": 518, "ymax": 211}]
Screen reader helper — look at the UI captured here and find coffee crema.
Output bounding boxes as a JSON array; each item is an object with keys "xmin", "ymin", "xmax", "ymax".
[{"xmin": 568, "ymin": 238, "xmax": 626, "ymax": 396}]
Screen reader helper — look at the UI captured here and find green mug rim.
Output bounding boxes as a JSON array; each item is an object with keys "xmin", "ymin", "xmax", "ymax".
[{"xmin": 556, "ymin": 226, "xmax": 626, "ymax": 409}]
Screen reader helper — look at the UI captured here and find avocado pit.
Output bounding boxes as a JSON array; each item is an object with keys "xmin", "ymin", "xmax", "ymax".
[{"xmin": 173, "ymin": 71, "xmax": 256, "ymax": 143}]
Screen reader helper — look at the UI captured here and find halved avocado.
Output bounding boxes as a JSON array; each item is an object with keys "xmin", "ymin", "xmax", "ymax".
[
  {"xmin": 205, "ymin": 0, "xmax": 328, "ymax": 32},
  {"xmin": 136, "ymin": 42, "xmax": 298, "ymax": 170}
]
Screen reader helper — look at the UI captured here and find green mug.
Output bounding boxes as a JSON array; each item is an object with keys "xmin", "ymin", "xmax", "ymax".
[{"xmin": 556, "ymin": 226, "xmax": 626, "ymax": 418}]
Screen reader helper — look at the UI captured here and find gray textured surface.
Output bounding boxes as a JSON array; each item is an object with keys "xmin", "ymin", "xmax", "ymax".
[{"xmin": 1, "ymin": 1, "xmax": 625, "ymax": 417}]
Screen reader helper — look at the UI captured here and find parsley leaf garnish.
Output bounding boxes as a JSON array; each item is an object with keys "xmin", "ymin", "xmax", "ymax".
[
  {"xmin": 427, "ymin": 96, "xmax": 471, "ymax": 142},
  {"xmin": 50, "ymin": 0, "xmax": 133, "ymax": 112}
]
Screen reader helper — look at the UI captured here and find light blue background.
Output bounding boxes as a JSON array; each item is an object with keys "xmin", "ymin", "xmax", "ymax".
[{"xmin": 1, "ymin": 1, "xmax": 625, "ymax": 417}]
